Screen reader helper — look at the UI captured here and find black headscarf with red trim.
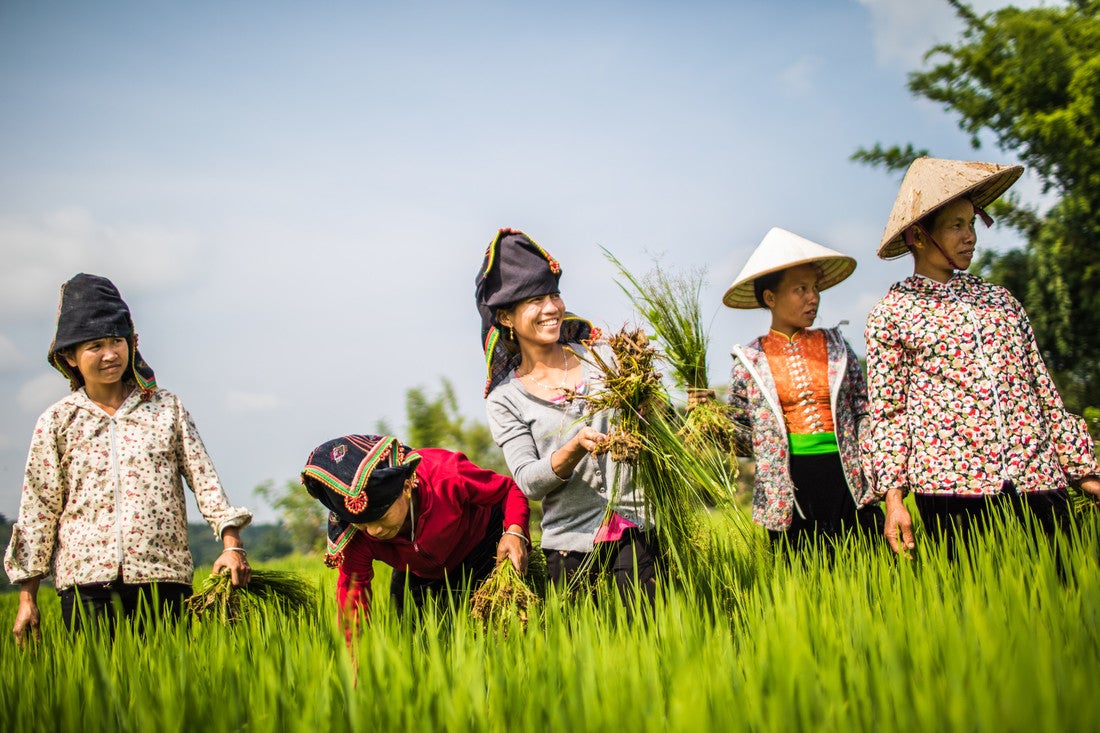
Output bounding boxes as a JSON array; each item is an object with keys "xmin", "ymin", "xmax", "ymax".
[{"xmin": 474, "ymin": 228, "xmax": 594, "ymax": 396}]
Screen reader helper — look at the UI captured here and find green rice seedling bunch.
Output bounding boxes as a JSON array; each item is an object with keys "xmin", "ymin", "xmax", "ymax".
[
  {"xmin": 578, "ymin": 326, "xmax": 757, "ymax": 594},
  {"xmin": 602, "ymin": 247, "xmax": 747, "ymax": 466},
  {"xmin": 469, "ymin": 559, "xmax": 541, "ymax": 633},
  {"xmin": 187, "ymin": 569, "xmax": 318, "ymax": 624}
]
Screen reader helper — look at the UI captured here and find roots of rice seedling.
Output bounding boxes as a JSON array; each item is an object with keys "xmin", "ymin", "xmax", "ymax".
[
  {"xmin": 470, "ymin": 560, "xmax": 541, "ymax": 634},
  {"xmin": 591, "ymin": 429, "xmax": 644, "ymax": 463},
  {"xmin": 677, "ymin": 398, "xmax": 750, "ymax": 460}
]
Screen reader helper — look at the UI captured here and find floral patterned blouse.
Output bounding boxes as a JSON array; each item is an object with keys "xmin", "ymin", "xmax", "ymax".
[
  {"xmin": 863, "ymin": 273, "xmax": 1098, "ymax": 496},
  {"xmin": 4, "ymin": 387, "xmax": 252, "ymax": 589}
]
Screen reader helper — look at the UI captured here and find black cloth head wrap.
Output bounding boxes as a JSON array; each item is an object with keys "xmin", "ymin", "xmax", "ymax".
[
  {"xmin": 474, "ymin": 228, "xmax": 594, "ymax": 396},
  {"xmin": 301, "ymin": 435, "xmax": 422, "ymax": 566},
  {"xmin": 48, "ymin": 273, "xmax": 156, "ymax": 395}
]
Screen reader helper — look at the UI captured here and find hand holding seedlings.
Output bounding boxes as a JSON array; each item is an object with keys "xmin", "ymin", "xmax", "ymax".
[{"xmin": 496, "ymin": 525, "xmax": 530, "ymax": 575}]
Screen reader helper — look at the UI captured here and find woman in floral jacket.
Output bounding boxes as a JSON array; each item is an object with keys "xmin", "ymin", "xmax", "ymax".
[
  {"xmin": 725, "ymin": 228, "xmax": 881, "ymax": 551},
  {"xmin": 865, "ymin": 157, "xmax": 1100, "ymax": 556},
  {"xmin": 4, "ymin": 274, "xmax": 252, "ymax": 643}
]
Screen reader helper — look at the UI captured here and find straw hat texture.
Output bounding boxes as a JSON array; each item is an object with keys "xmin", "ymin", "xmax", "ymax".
[
  {"xmin": 722, "ymin": 227, "xmax": 856, "ymax": 309},
  {"xmin": 878, "ymin": 157, "xmax": 1023, "ymax": 259}
]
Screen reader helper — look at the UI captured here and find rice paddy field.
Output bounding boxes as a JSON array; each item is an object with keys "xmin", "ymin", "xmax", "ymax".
[{"xmin": 3, "ymin": 507, "xmax": 1099, "ymax": 733}]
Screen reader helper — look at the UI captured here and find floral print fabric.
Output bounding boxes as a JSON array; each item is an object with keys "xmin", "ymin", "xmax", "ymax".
[
  {"xmin": 863, "ymin": 273, "xmax": 1098, "ymax": 496},
  {"xmin": 729, "ymin": 327, "xmax": 874, "ymax": 531},
  {"xmin": 4, "ymin": 388, "xmax": 252, "ymax": 589}
]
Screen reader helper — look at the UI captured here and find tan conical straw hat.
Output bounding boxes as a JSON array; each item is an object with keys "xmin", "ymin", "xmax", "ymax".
[
  {"xmin": 878, "ymin": 157, "xmax": 1023, "ymax": 259},
  {"xmin": 722, "ymin": 227, "xmax": 856, "ymax": 309}
]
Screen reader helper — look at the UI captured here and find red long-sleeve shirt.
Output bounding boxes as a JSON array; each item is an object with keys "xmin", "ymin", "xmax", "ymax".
[{"xmin": 336, "ymin": 448, "xmax": 529, "ymax": 619}]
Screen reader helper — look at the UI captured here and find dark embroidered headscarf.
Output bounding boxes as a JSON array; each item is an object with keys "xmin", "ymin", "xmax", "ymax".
[
  {"xmin": 474, "ymin": 228, "xmax": 594, "ymax": 396},
  {"xmin": 48, "ymin": 273, "xmax": 156, "ymax": 396},
  {"xmin": 301, "ymin": 435, "xmax": 422, "ymax": 567}
]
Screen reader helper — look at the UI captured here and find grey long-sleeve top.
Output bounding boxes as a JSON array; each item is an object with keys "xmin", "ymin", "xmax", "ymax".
[{"xmin": 485, "ymin": 341, "xmax": 651, "ymax": 552}]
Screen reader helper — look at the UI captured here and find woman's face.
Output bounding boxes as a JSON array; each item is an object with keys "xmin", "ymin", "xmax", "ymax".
[
  {"xmin": 763, "ymin": 264, "xmax": 821, "ymax": 335},
  {"xmin": 354, "ymin": 486, "xmax": 412, "ymax": 541},
  {"xmin": 65, "ymin": 337, "xmax": 129, "ymax": 390},
  {"xmin": 501, "ymin": 292, "xmax": 566, "ymax": 346},
  {"xmin": 921, "ymin": 197, "xmax": 978, "ymax": 270}
]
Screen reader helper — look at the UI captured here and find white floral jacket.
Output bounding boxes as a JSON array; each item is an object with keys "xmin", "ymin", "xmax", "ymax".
[
  {"xmin": 728, "ymin": 327, "xmax": 875, "ymax": 531},
  {"xmin": 864, "ymin": 273, "xmax": 1098, "ymax": 496},
  {"xmin": 4, "ymin": 388, "xmax": 251, "ymax": 589}
]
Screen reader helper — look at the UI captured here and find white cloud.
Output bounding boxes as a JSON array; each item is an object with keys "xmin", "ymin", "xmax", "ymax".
[
  {"xmin": 17, "ymin": 372, "xmax": 69, "ymax": 415},
  {"xmin": 0, "ymin": 334, "xmax": 25, "ymax": 372},
  {"xmin": 857, "ymin": 0, "xmax": 1059, "ymax": 71},
  {"xmin": 225, "ymin": 390, "xmax": 281, "ymax": 414},
  {"xmin": 778, "ymin": 55, "xmax": 823, "ymax": 97},
  {"xmin": 0, "ymin": 208, "xmax": 201, "ymax": 321}
]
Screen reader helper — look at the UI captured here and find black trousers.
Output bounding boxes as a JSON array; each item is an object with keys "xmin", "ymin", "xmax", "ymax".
[
  {"xmin": 913, "ymin": 483, "xmax": 1071, "ymax": 561},
  {"xmin": 390, "ymin": 505, "xmax": 505, "ymax": 615},
  {"xmin": 544, "ymin": 528, "xmax": 660, "ymax": 605},
  {"xmin": 59, "ymin": 579, "xmax": 192, "ymax": 634},
  {"xmin": 768, "ymin": 452, "xmax": 882, "ymax": 553}
]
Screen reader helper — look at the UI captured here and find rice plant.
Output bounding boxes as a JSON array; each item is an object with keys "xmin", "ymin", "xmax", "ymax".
[{"xmin": 2, "ymin": 517, "xmax": 1099, "ymax": 732}]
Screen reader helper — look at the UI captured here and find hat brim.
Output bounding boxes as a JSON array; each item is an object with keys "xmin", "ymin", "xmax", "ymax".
[
  {"xmin": 722, "ymin": 255, "xmax": 856, "ymax": 309},
  {"xmin": 878, "ymin": 164, "xmax": 1023, "ymax": 260}
]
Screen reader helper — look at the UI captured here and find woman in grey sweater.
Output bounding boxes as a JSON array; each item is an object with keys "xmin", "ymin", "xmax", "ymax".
[{"xmin": 475, "ymin": 228, "xmax": 656, "ymax": 601}]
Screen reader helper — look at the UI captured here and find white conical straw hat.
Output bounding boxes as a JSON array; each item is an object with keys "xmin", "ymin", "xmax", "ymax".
[
  {"xmin": 878, "ymin": 157, "xmax": 1023, "ymax": 259},
  {"xmin": 722, "ymin": 227, "xmax": 857, "ymax": 309}
]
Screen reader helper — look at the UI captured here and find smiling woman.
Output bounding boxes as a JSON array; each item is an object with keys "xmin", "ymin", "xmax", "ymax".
[{"xmin": 475, "ymin": 228, "xmax": 658, "ymax": 605}]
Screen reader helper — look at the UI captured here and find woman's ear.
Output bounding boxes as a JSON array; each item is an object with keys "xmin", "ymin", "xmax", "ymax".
[
  {"xmin": 762, "ymin": 289, "xmax": 776, "ymax": 309},
  {"xmin": 496, "ymin": 308, "xmax": 512, "ymax": 328}
]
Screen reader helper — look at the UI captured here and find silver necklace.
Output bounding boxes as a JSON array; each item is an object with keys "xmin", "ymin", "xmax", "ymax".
[{"xmin": 522, "ymin": 345, "xmax": 571, "ymax": 392}]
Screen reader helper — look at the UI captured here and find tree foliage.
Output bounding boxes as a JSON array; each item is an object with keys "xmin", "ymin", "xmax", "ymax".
[
  {"xmin": 253, "ymin": 479, "xmax": 328, "ymax": 556},
  {"xmin": 854, "ymin": 0, "xmax": 1100, "ymax": 415},
  {"xmin": 402, "ymin": 378, "xmax": 511, "ymax": 476}
]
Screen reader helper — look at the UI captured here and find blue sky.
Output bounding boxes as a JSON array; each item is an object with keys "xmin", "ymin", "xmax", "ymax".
[{"xmin": 0, "ymin": 0, "xmax": 1048, "ymax": 523}]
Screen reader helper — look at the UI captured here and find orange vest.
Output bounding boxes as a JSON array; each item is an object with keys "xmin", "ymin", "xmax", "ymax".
[{"xmin": 761, "ymin": 328, "xmax": 835, "ymax": 435}]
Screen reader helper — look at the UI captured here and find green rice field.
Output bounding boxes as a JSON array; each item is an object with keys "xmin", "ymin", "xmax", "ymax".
[{"xmin": 3, "ymin": 508, "xmax": 1099, "ymax": 732}]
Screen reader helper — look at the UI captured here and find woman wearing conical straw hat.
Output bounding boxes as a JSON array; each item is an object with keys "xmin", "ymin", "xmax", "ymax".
[
  {"xmin": 724, "ymin": 228, "xmax": 883, "ymax": 553},
  {"xmin": 865, "ymin": 157, "xmax": 1100, "ymax": 557}
]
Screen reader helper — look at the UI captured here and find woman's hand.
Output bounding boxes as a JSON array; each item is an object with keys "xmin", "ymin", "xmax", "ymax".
[
  {"xmin": 496, "ymin": 524, "xmax": 530, "ymax": 575},
  {"xmin": 883, "ymin": 488, "xmax": 915, "ymax": 556},
  {"xmin": 13, "ymin": 579, "xmax": 42, "ymax": 648},
  {"xmin": 213, "ymin": 548, "xmax": 251, "ymax": 586},
  {"xmin": 1080, "ymin": 476, "xmax": 1100, "ymax": 505},
  {"xmin": 551, "ymin": 426, "xmax": 607, "ymax": 479}
]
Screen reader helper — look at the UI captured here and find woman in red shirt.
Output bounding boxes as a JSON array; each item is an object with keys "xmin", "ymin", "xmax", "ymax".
[{"xmin": 301, "ymin": 434, "xmax": 530, "ymax": 631}]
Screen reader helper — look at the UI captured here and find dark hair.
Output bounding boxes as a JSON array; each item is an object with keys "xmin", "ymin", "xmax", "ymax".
[{"xmin": 753, "ymin": 270, "xmax": 786, "ymax": 309}]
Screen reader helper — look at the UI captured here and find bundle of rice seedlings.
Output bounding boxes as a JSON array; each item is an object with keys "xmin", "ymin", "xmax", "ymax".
[
  {"xmin": 1068, "ymin": 485, "xmax": 1099, "ymax": 514},
  {"xmin": 601, "ymin": 247, "xmax": 747, "ymax": 463},
  {"xmin": 187, "ymin": 569, "xmax": 318, "ymax": 625},
  {"xmin": 577, "ymin": 322, "xmax": 762, "ymax": 600},
  {"xmin": 578, "ymin": 327, "xmax": 666, "ymax": 436},
  {"xmin": 469, "ymin": 560, "xmax": 540, "ymax": 634}
]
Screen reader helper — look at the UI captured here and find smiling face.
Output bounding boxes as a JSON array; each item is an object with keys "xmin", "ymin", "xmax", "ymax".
[
  {"xmin": 916, "ymin": 197, "xmax": 978, "ymax": 277},
  {"xmin": 65, "ymin": 337, "xmax": 129, "ymax": 392},
  {"xmin": 498, "ymin": 292, "xmax": 566, "ymax": 347},
  {"xmin": 762, "ymin": 264, "xmax": 822, "ymax": 336}
]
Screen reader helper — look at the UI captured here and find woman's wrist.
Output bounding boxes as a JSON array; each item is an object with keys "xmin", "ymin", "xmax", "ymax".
[{"xmin": 501, "ymin": 530, "xmax": 530, "ymax": 548}]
